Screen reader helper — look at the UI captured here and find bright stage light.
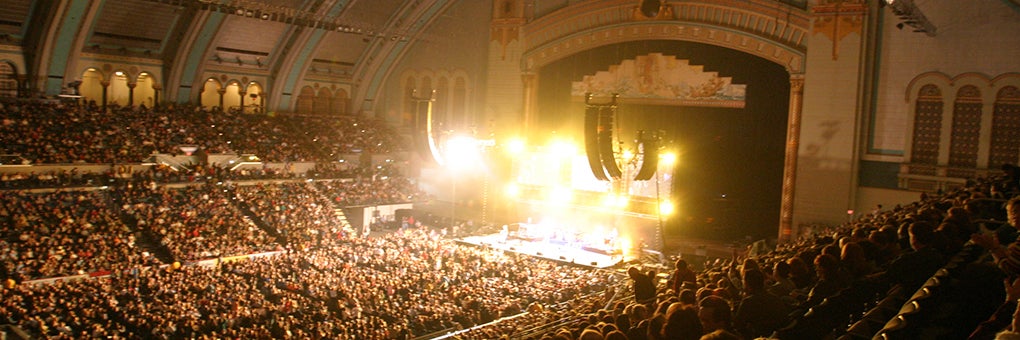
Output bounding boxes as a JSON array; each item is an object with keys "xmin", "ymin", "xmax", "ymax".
[
  {"xmin": 505, "ymin": 182, "xmax": 520, "ymax": 198},
  {"xmin": 548, "ymin": 140, "xmax": 577, "ymax": 157},
  {"xmin": 616, "ymin": 195, "xmax": 630, "ymax": 208},
  {"xmin": 660, "ymin": 152, "xmax": 677, "ymax": 166},
  {"xmin": 619, "ymin": 236, "xmax": 632, "ymax": 257},
  {"xmin": 622, "ymin": 149, "xmax": 635, "ymax": 162},
  {"xmin": 445, "ymin": 136, "xmax": 480, "ymax": 170},
  {"xmin": 548, "ymin": 186, "xmax": 574, "ymax": 204},
  {"xmin": 659, "ymin": 199, "xmax": 675, "ymax": 216},
  {"xmin": 506, "ymin": 138, "xmax": 526, "ymax": 155},
  {"xmin": 602, "ymin": 194, "xmax": 617, "ymax": 208}
]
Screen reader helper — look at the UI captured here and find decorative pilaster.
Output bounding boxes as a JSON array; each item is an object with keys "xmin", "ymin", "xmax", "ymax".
[
  {"xmin": 152, "ymin": 84, "xmax": 162, "ymax": 107},
  {"xmin": 779, "ymin": 74, "xmax": 805, "ymax": 243},
  {"xmin": 521, "ymin": 72, "xmax": 537, "ymax": 137},
  {"xmin": 217, "ymin": 88, "xmax": 226, "ymax": 111},
  {"xmin": 811, "ymin": 0, "xmax": 866, "ymax": 60},
  {"xmin": 100, "ymin": 80, "xmax": 110, "ymax": 111},
  {"xmin": 127, "ymin": 82, "xmax": 137, "ymax": 107}
]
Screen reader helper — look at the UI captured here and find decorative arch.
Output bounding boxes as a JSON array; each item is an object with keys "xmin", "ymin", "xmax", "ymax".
[
  {"xmin": 223, "ymin": 80, "xmax": 243, "ymax": 112},
  {"xmin": 947, "ymin": 85, "xmax": 983, "ymax": 177},
  {"xmin": 296, "ymin": 86, "xmax": 315, "ymax": 114},
  {"xmin": 246, "ymin": 82, "xmax": 266, "ymax": 113},
  {"xmin": 0, "ymin": 61, "xmax": 17, "ymax": 98},
  {"xmin": 906, "ymin": 84, "xmax": 944, "ymax": 175},
  {"xmin": 315, "ymin": 87, "xmax": 333, "ymax": 114},
  {"xmin": 521, "ymin": 0, "xmax": 808, "ymax": 74},
  {"xmin": 135, "ymin": 72, "xmax": 158, "ymax": 108},
  {"xmin": 200, "ymin": 78, "xmax": 224, "ymax": 110},
  {"xmin": 989, "ymin": 86, "xmax": 1020, "ymax": 168},
  {"xmin": 80, "ymin": 68, "xmax": 104, "ymax": 105},
  {"xmin": 334, "ymin": 88, "xmax": 349, "ymax": 115},
  {"xmin": 108, "ymin": 70, "xmax": 131, "ymax": 107}
]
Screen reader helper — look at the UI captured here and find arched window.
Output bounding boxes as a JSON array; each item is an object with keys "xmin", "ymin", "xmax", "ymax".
[
  {"xmin": 223, "ymin": 82, "xmax": 242, "ymax": 112},
  {"xmin": 947, "ymin": 85, "xmax": 982, "ymax": 178},
  {"xmin": 453, "ymin": 76, "xmax": 468, "ymax": 129},
  {"xmin": 403, "ymin": 77, "xmax": 417, "ymax": 126},
  {"xmin": 297, "ymin": 86, "xmax": 315, "ymax": 114},
  {"xmin": 436, "ymin": 76, "xmax": 450, "ymax": 127},
  {"xmin": 989, "ymin": 86, "xmax": 1020, "ymax": 168},
  {"xmin": 0, "ymin": 62, "xmax": 16, "ymax": 98},
  {"xmin": 136, "ymin": 73, "xmax": 156, "ymax": 108},
  {"xmin": 315, "ymin": 87, "xmax": 332, "ymax": 115},
  {"xmin": 109, "ymin": 71, "xmax": 129, "ymax": 107},
  {"xmin": 909, "ymin": 84, "xmax": 942, "ymax": 175},
  {"xmin": 81, "ymin": 68, "xmax": 103, "ymax": 105},
  {"xmin": 334, "ymin": 89, "xmax": 349, "ymax": 115}
]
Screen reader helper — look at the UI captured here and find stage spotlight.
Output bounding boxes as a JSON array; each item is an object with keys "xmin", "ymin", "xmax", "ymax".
[
  {"xmin": 549, "ymin": 140, "xmax": 576, "ymax": 158},
  {"xmin": 622, "ymin": 149, "xmax": 635, "ymax": 162},
  {"xmin": 602, "ymin": 194, "xmax": 618, "ymax": 208},
  {"xmin": 659, "ymin": 199, "xmax": 675, "ymax": 216},
  {"xmin": 660, "ymin": 152, "xmax": 677, "ymax": 166},
  {"xmin": 548, "ymin": 186, "xmax": 573, "ymax": 204},
  {"xmin": 615, "ymin": 195, "xmax": 630, "ymax": 208},
  {"xmin": 504, "ymin": 183, "xmax": 520, "ymax": 198},
  {"xmin": 506, "ymin": 138, "xmax": 526, "ymax": 155},
  {"xmin": 445, "ymin": 136, "xmax": 480, "ymax": 170}
]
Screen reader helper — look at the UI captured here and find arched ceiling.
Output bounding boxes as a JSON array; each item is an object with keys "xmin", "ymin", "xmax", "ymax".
[{"xmin": 3, "ymin": 0, "xmax": 448, "ymax": 106}]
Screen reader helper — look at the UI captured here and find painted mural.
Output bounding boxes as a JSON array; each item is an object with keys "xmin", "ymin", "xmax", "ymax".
[{"xmin": 571, "ymin": 53, "xmax": 746, "ymax": 108}]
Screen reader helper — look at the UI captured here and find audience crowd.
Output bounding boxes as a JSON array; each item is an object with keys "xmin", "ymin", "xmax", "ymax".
[
  {"xmin": 0, "ymin": 100, "xmax": 404, "ymax": 165},
  {"xmin": 4, "ymin": 98, "xmax": 1020, "ymax": 340}
]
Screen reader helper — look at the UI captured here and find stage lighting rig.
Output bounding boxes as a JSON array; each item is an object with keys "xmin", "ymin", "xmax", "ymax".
[{"xmin": 882, "ymin": 0, "xmax": 936, "ymax": 36}]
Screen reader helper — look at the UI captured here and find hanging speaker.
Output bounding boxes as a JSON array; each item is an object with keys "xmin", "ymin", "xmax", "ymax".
[
  {"xmin": 412, "ymin": 91, "xmax": 442, "ymax": 165},
  {"xmin": 598, "ymin": 106, "xmax": 622, "ymax": 179},
  {"xmin": 585, "ymin": 105, "xmax": 609, "ymax": 181},
  {"xmin": 634, "ymin": 131, "xmax": 658, "ymax": 181}
]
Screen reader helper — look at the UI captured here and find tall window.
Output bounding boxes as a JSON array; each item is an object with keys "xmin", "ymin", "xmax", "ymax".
[
  {"xmin": 909, "ymin": 84, "xmax": 942, "ymax": 175},
  {"xmin": 989, "ymin": 86, "xmax": 1020, "ymax": 168},
  {"xmin": 0, "ymin": 62, "xmax": 16, "ymax": 98},
  {"xmin": 947, "ymin": 85, "xmax": 982, "ymax": 178}
]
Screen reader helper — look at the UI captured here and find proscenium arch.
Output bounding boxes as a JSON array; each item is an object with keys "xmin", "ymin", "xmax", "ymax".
[
  {"xmin": 519, "ymin": 1, "xmax": 809, "ymax": 242},
  {"xmin": 523, "ymin": 21, "xmax": 806, "ymax": 74}
]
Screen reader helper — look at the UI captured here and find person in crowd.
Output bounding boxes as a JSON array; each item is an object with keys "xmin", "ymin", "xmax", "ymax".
[{"xmin": 733, "ymin": 269, "xmax": 791, "ymax": 339}]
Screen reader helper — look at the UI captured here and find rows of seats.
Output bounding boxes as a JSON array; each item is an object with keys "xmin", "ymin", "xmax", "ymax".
[
  {"xmin": 0, "ymin": 99, "xmax": 404, "ymax": 164},
  {"xmin": 488, "ymin": 171, "xmax": 1019, "ymax": 340}
]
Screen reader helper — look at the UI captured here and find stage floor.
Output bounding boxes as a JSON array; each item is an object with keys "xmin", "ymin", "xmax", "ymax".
[{"xmin": 456, "ymin": 233, "xmax": 630, "ymax": 269}]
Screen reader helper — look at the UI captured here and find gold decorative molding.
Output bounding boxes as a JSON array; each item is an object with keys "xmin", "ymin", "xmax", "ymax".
[
  {"xmin": 632, "ymin": 0, "xmax": 674, "ymax": 21},
  {"xmin": 811, "ymin": 0, "xmax": 866, "ymax": 60},
  {"xmin": 491, "ymin": 18, "xmax": 525, "ymax": 61}
]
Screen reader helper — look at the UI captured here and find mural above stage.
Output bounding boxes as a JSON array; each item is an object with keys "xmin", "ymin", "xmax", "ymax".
[{"xmin": 571, "ymin": 53, "xmax": 746, "ymax": 108}]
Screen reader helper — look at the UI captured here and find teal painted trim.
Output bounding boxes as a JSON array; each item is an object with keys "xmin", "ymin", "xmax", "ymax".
[
  {"xmin": 19, "ymin": 1, "xmax": 38, "ymax": 39},
  {"xmin": 362, "ymin": 0, "xmax": 449, "ymax": 99},
  {"xmin": 279, "ymin": 30, "xmax": 326, "ymax": 111},
  {"xmin": 1002, "ymin": 0, "xmax": 1020, "ymax": 14},
  {"xmin": 275, "ymin": 0, "xmax": 347, "ymax": 110},
  {"xmin": 866, "ymin": 10, "xmax": 904, "ymax": 158},
  {"xmin": 159, "ymin": 13, "xmax": 181, "ymax": 54},
  {"xmin": 858, "ymin": 160, "xmax": 901, "ymax": 188},
  {"xmin": 176, "ymin": 12, "xmax": 225, "ymax": 102},
  {"xmin": 78, "ymin": 57, "xmax": 163, "ymax": 68},
  {"xmin": 46, "ymin": 0, "xmax": 91, "ymax": 94}
]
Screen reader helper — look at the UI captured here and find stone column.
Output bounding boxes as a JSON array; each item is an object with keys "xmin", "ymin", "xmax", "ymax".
[
  {"xmin": 239, "ymin": 90, "xmax": 247, "ymax": 113},
  {"xmin": 779, "ymin": 74, "xmax": 805, "ymax": 243},
  {"xmin": 100, "ymin": 80, "xmax": 110, "ymax": 111},
  {"xmin": 521, "ymin": 72, "xmax": 537, "ymax": 137},
  {"xmin": 153, "ymin": 84, "xmax": 162, "ymax": 107},
  {"xmin": 127, "ymin": 82, "xmax": 136, "ymax": 107},
  {"xmin": 217, "ymin": 88, "xmax": 226, "ymax": 112}
]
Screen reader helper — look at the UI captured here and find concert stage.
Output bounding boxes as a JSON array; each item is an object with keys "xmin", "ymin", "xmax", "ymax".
[{"xmin": 456, "ymin": 233, "xmax": 630, "ymax": 269}]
